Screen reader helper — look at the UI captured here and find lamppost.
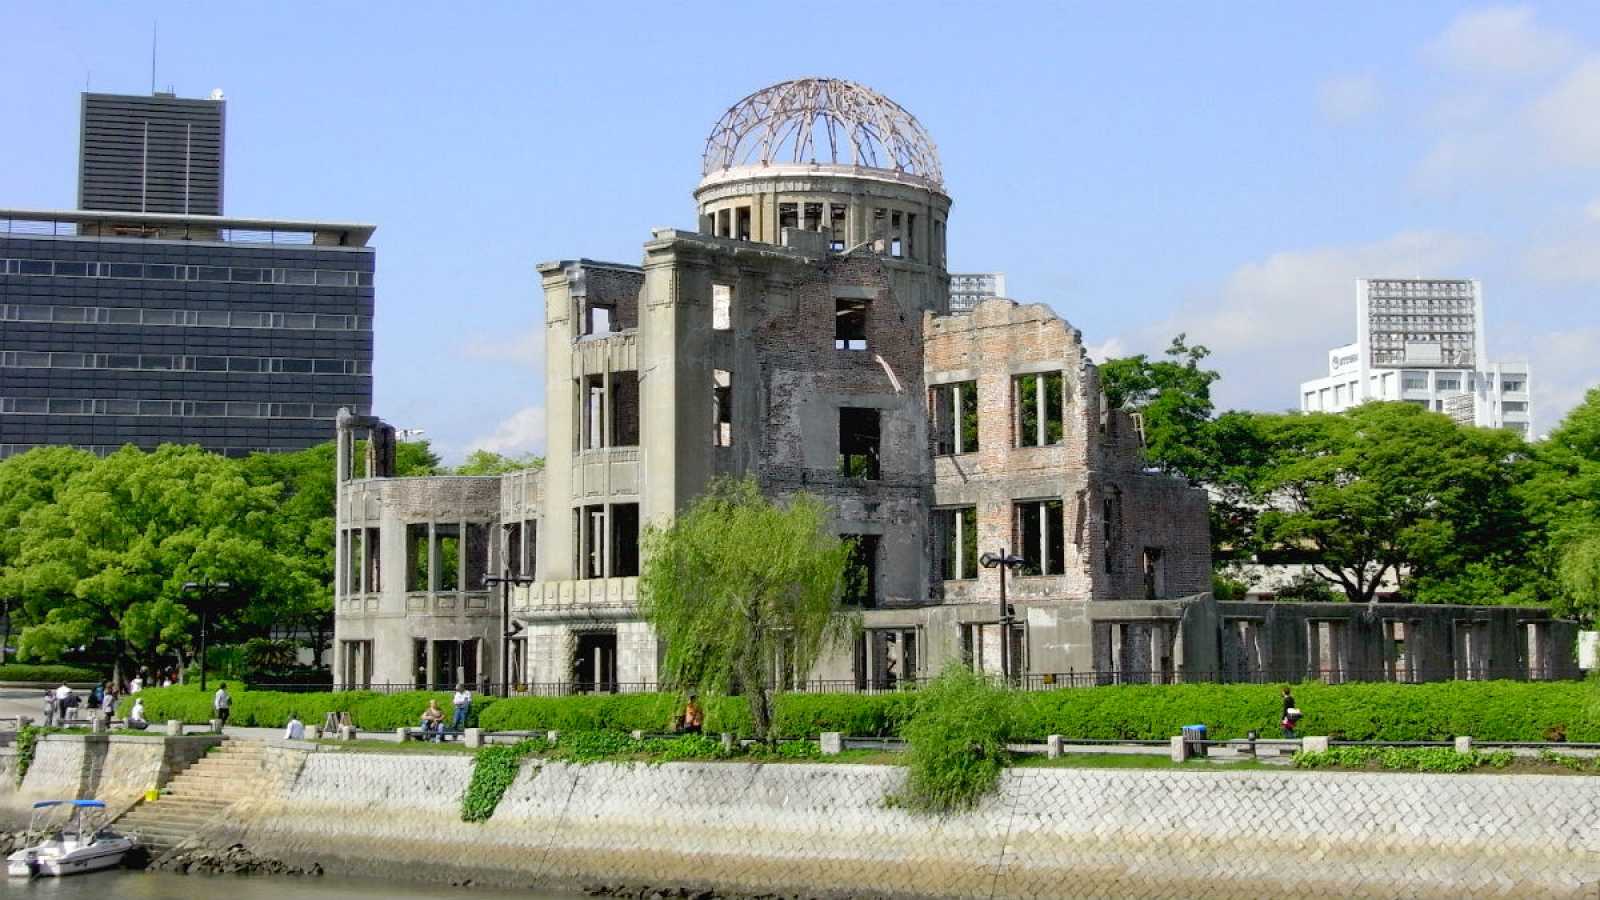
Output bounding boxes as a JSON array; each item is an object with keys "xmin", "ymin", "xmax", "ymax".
[
  {"xmin": 483, "ymin": 575, "xmax": 533, "ymax": 697},
  {"xmin": 180, "ymin": 580, "xmax": 232, "ymax": 691},
  {"xmin": 978, "ymin": 550, "xmax": 1026, "ymax": 685}
]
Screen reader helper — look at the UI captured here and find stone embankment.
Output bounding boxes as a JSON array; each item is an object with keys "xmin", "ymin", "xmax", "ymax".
[{"xmin": 5, "ymin": 734, "xmax": 1600, "ymax": 897}]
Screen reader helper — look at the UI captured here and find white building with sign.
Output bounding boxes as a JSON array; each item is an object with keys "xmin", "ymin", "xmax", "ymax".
[{"xmin": 1299, "ymin": 279, "xmax": 1531, "ymax": 435}]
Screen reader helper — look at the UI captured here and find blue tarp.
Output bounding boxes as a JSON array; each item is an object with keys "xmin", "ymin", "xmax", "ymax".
[{"xmin": 31, "ymin": 799, "xmax": 105, "ymax": 809}]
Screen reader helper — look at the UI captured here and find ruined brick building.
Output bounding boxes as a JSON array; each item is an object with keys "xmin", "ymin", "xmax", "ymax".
[{"xmin": 332, "ymin": 79, "xmax": 1574, "ymax": 692}]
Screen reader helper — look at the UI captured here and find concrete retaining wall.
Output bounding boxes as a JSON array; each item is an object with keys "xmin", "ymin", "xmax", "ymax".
[
  {"xmin": 218, "ymin": 748, "xmax": 1600, "ymax": 898},
  {"xmin": 9, "ymin": 737, "xmax": 1600, "ymax": 897},
  {"xmin": 0, "ymin": 734, "xmax": 220, "ymax": 829}
]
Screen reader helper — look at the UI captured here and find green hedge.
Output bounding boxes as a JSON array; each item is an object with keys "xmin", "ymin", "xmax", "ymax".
[
  {"xmin": 121, "ymin": 680, "xmax": 1600, "ymax": 743},
  {"xmin": 1013, "ymin": 680, "xmax": 1600, "ymax": 742},
  {"xmin": 0, "ymin": 664, "xmax": 103, "ymax": 683},
  {"xmin": 120, "ymin": 684, "xmax": 497, "ymax": 730}
]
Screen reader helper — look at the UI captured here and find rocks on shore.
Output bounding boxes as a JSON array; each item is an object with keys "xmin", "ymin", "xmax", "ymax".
[{"xmin": 152, "ymin": 843, "xmax": 322, "ymax": 877}]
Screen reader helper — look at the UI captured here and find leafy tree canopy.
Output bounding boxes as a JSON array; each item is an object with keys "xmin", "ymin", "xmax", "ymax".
[
  {"xmin": 638, "ymin": 477, "xmax": 855, "ymax": 741},
  {"xmin": 1098, "ymin": 334, "xmax": 1221, "ymax": 481},
  {"xmin": 453, "ymin": 449, "xmax": 545, "ymax": 476}
]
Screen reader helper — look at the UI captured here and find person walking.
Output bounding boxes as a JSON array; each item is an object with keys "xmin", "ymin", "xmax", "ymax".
[
  {"xmin": 213, "ymin": 682, "xmax": 232, "ymax": 728},
  {"xmin": 451, "ymin": 683, "xmax": 472, "ymax": 731},
  {"xmin": 1280, "ymin": 686, "xmax": 1301, "ymax": 739},
  {"xmin": 41, "ymin": 690, "xmax": 55, "ymax": 728},
  {"xmin": 101, "ymin": 684, "xmax": 117, "ymax": 720},
  {"xmin": 129, "ymin": 673, "xmax": 143, "ymax": 694},
  {"xmin": 53, "ymin": 683, "xmax": 74, "ymax": 726}
]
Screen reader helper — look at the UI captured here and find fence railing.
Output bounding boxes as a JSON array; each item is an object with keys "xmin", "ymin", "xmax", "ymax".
[{"xmin": 299, "ymin": 665, "xmax": 1580, "ymax": 696}]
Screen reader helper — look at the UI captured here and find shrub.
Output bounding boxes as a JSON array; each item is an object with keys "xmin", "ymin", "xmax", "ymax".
[
  {"xmin": 0, "ymin": 664, "xmax": 103, "ymax": 683},
  {"xmin": 462, "ymin": 739, "xmax": 540, "ymax": 822},
  {"xmin": 121, "ymin": 685, "xmax": 496, "ymax": 730},
  {"xmin": 1293, "ymin": 746, "xmax": 1514, "ymax": 772},
  {"xmin": 899, "ymin": 667, "xmax": 1015, "ymax": 814}
]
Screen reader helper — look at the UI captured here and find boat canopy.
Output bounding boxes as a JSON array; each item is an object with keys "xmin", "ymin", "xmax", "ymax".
[{"xmin": 30, "ymin": 800, "xmax": 106, "ymax": 809}]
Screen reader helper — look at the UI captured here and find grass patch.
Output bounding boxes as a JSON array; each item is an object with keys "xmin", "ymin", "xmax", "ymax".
[{"xmin": 318, "ymin": 738, "xmax": 477, "ymax": 755}]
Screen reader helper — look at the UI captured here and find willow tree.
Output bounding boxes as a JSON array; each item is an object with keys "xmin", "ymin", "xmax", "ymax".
[{"xmin": 638, "ymin": 477, "xmax": 855, "ymax": 741}]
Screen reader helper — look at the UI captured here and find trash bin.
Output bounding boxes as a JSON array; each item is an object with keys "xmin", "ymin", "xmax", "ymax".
[{"xmin": 1181, "ymin": 724, "xmax": 1208, "ymax": 745}]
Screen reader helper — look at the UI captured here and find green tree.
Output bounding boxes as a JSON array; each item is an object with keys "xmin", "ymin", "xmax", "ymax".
[
  {"xmin": 1, "ymin": 446, "xmax": 316, "ymax": 682},
  {"xmin": 453, "ymin": 449, "xmax": 545, "ymax": 476},
  {"xmin": 1558, "ymin": 535, "xmax": 1600, "ymax": 623},
  {"xmin": 1250, "ymin": 403, "xmax": 1530, "ymax": 604},
  {"xmin": 1098, "ymin": 334, "xmax": 1221, "ymax": 480},
  {"xmin": 0, "ymin": 447, "xmax": 98, "ymax": 658},
  {"xmin": 638, "ymin": 477, "xmax": 855, "ymax": 742},
  {"xmin": 1518, "ymin": 388, "xmax": 1600, "ymax": 615}
]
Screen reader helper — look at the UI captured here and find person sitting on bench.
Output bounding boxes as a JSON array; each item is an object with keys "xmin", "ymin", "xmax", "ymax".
[{"xmin": 420, "ymin": 699, "xmax": 446, "ymax": 741}]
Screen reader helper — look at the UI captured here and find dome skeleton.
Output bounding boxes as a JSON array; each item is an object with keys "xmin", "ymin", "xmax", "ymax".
[{"xmin": 702, "ymin": 79, "xmax": 943, "ymax": 187}]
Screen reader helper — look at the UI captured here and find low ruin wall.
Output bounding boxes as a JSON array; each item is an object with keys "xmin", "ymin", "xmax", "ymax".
[{"xmin": 7, "ymin": 738, "xmax": 1600, "ymax": 897}]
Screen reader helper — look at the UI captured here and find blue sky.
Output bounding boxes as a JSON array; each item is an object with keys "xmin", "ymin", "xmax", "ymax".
[{"xmin": 4, "ymin": 3, "xmax": 1598, "ymax": 459}]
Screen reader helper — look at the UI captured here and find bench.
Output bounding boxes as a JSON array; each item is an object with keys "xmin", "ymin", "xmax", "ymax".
[{"xmin": 398, "ymin": 727, "xmax": 464, "ymax": 743}]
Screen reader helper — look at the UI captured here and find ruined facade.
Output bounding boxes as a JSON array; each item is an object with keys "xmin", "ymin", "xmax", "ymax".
[{"xmin": 332, "ymin": 79, "xmax": 1575, "ymax": 692}]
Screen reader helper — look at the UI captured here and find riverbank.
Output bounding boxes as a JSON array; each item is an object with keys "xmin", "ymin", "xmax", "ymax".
[{"xmin": 6, "ymin": 735, "xmax": 1600, "ymax": 897}]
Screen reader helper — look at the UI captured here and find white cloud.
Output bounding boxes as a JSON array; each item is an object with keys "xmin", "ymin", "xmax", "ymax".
[
  {"xmin": 466, "ymin": 405, "xmax": 547, "ymax": 455},
  {"xmin": 459, "ymin": 327, "xmax": 543, "ymax": 368},
  {"xmin": 1410, "ymin": 131, "xmax": 1513, "ymax": 193},
  {"xmin": 1526, "ymin": 230, "xmax": 1600, "ymax": 283},
  {"xmin": 1317, "ymin": 74, "xmax": 1381, "ymax": 125},
  {"xmin": 1425, "ymin": 6, "xmax": 1576, "ymax": 76},
  {"xmin": 1083, "ymin": 337, "xmax": 1126, "ymax": 362},
  {"xmin": 1102, "ymin": 232, "xmax": 1479, "ymax": 412},
  {"xmin": 1586, "ymin": 198, "xmax": 1600, "ymax": 222},
  {"xmin": 1530, "ymin": 57, "xmax": 1600, "ymax": 166}
]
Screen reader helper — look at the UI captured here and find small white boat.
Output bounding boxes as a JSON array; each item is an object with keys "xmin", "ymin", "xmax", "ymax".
[{"xmin": 6, "ymin": 799, "xmax": 138, "ymax": 877}]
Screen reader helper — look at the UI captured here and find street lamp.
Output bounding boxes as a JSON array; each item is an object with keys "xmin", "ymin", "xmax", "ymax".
[
  {"xmin": 180, "ymin": 580, "xmax": 232, "ymax": 691},
  {"xmin": 978, "ymin": 550, "xmax": 1026, "ymax": 686},
  {"xmin": 483, "ymin": 575, "xmax": 534, "ymax": 697}
]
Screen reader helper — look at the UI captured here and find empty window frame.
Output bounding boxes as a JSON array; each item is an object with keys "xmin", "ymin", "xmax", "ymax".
[
  {"xmin": 839, "ymin": 407, "xmax": 881, "ymax": 480},
  {"xmin": 930, "ymin": 380, "xmax": 979, "ymax": 455},
  {"xmin": 842, "ymin": 534, "xmax": 880, "ymax": 609},
  {"xmin": 610, "ymin": 503, "xmax": 640, "ymax": 578},
  {"xmin": 465, "ymin": 523, "xmax": 489, "ymax": 591},
  {"xmin": 827, "ymin": 203, "xmax": 847, "ymax": 251},
  {"xmin": 712, "ymin": 284, "xmax": 733, "ymax": 331},
  {"xmin": 778, "ymin": 202, "xmax": 799, "ymax": 231},
  {"xmin": 610, "ymin": 371, "xmax": 640, "ymax": 447},
  {"xmin": 734, "ymin": 206, "xmax": 751, "ymax": 241},
  {"xmin": 504, "ymin": 522, "xmax": 523, "ymax": 578},
  {"xmin": 434, "ymin": 524, "xmax": 461, "ymax": 592},
  {"xmin": 577, "ymin": 506, "xmax": 607, "ymax": 580},
  {"xmin": 574, "ymin": 504, "xmax": 636, "ymax": 579},
  {"xmin": 1141, "ymin": 547, "xmax": 1165, "ymax": 599},
  {"xmin": 579, "ymin": 298, "xmax": 615, "ymax": 337},
  {"xmin": 835, "ymin": 298, "xmax": 869, "ymax": 350},
  {"xmin": 503, "ymin": 519, "xmax": 537, "ymax": 580},
  {"xmin": 405, "ymin": 524, "xmax": 430, "ymax": 592},
  {"xmin": 581, "ymin": 375, "xmax": 606, "ymax": 450},
  {"xmin": 364, "ymin": 527, "xmax": 381, "ymax": 592},
  {"xmin": 713, "ymin": 369, "xmax": 733, "ymax": 447},
  {"xmin": 1014, "ymin": 499, "xmax": 1066, "ymax": 576},
  {"xmin": 1014, "ymin": 371, "xmax": 1065, "ymax": 447},
  {"xmin": 935, "ymin": 506, "xmax": 978, "ymax": 581}
]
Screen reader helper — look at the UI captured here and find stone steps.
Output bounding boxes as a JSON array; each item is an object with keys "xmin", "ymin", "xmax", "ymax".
[{"xmin": 112, "ymin": 738, "xmax": 275, "ymax": 858}]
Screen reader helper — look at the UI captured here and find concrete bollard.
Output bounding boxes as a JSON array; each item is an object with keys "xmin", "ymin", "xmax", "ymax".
[
  {"xmin": 16, "ymin": 715, "xmax": 32, "ymax": 730},
  {"xmin": 166, "ymin": 719, "xmax": 183, "ymax": 737},
  {"xmin": 1301, "ymin": 736, "xmax": 1330, "ymax": 754},
  {"xmin": 338, "ymin": 724, "xmax": 355, "ymax": 741},
  {"xmin": 305, "ymin": 726, "xmax": 321, "ymax": 740},
  {"xmin": 720, "ymin": 732, "xmax": 735, "ymax": 753},
  {"xmin": 465, "ymin": 728, "xmax": 483, "ymax": 748},
  {"xmin": 91, "ymin": 714, "xmax": 107, "ymax": 734},
  {"xmin": 209, "ymin": 718, "xmax": 223, "ymax": 734},
  {"xmin": 631, "ymin": 730, "xmax": 644, "ymax": 741},
  {"xmin": 820, "ymin": 732, "xmax": 843, "ymax": 755},
  {"xmin": 1169, "ymin": 736, "xmax": 1189, "ymax": 762},
  {"xmin": 1047, "ymin": 735, "xmax": 1063, "ymax": 759},
  {"xmin": 395, "ymin": 727, "xmax": 410, "ymax": 743},
  {"xmin": 1454, "ymin": 736, "xmax": 1473, "ymax": 754},
  {"xmin": 546, "ymin": 730, "xmax": 559, "ymax": 746}
]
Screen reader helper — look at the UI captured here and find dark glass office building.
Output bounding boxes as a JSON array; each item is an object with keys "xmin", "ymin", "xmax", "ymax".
[{"xmin": 0, "ymin": 90, "xmax": 375, "ymax": 459}]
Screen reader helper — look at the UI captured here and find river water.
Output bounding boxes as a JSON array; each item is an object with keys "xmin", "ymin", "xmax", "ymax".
[{"xmin": 6, "ymin": 870, "xmax": 585, "ymax": 899}]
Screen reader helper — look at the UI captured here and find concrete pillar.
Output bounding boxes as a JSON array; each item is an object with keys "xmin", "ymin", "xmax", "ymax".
[
  {"xmin": 166, "ymin": 720, "xmax": 183, "ymax": 737},
  {"xmin": 209, "ymin": 718, "xmax": 223, "ymax": 734},
  {"xmin": 16, "ymin": 715, "xmax": 32, "ymax": 730},
  {"xmin": 339, "ymin": 724, "xmax": 355, "ymax": 741},
  {"xmin": 91, "ymin": 714, "xmax": 107, "ymax": 734},
  {"xmin": 396, "ymin": 727, "xmax": 410, "ymax": 742},
  {"xmin": 1047, "ymin": 735, "xmax": 1063, "ymax": 759},
  {"xmin": 720, "ymin": 732, "xmax": 735, "ymax": 753},
  {"xmin": 1454, "ymin": 736, "xmax": 1473, "ymax": 754},
  {"xmin": 820, "ymin": 732, "xmax": 843, "ymax": 755},
  {"xmin": 1169, "ymin": 736, "xmax": 1188, "ymax": 762},
  {"xmin": 546, "ymin": 730, "xmax": 560, "ymax": 746},
  {"xmin": 305, "ymin": 726, "xmax": 321, "ymax": 740},
  {"xmin": 1301, "ymin": 736, "xmax": 1330, "ymax": 753},
  {"xmin": 631, "ymin": 730, "xmax": 644, "ymax": 741},
  {"xmin": 465, "ymin": 728, "xmax": 483, "ymax": 749}
]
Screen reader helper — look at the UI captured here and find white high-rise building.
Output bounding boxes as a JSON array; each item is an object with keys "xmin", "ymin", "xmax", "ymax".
[
  {"xmin": 1299, "ymin": 279, "xmax": 1531, "ymax": 435},
  {"xmin": 948, "ymin": 272, "xmax": 1006, "ymax": 314}
]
